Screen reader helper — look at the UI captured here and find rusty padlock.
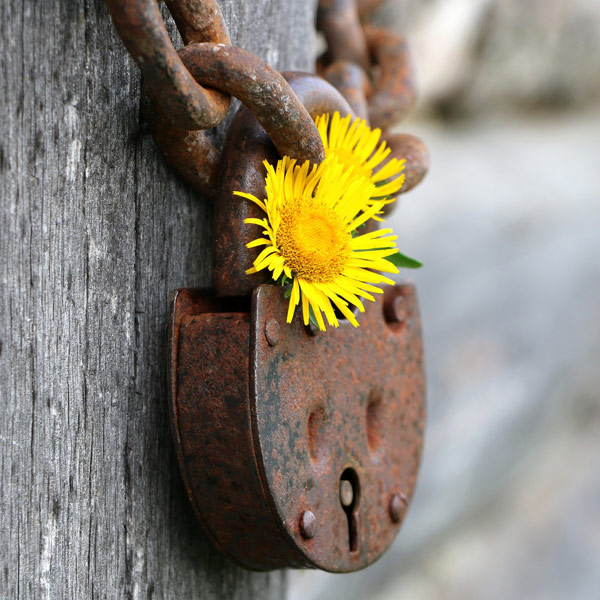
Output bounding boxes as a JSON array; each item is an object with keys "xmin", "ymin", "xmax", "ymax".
[{"xmin": 169, "ymin": 74, "xmax": 426, "ymax": 572}]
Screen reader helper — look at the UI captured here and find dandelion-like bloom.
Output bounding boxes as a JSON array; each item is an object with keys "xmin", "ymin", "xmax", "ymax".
[
  {"xmin": 235, "ymin": 156, "xmax": 400, "ymax": 331},
  {"xmin": 316, "ymin": 111, "xmax": 406, "ymax": 204}
]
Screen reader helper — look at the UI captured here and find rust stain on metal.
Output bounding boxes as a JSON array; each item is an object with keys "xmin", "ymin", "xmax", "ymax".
[
  {"xmin": 169, "ymin": 283, "xmax": 426, "ymax": 571},
  {"xmin": 107, "ymin": 0, "xmax": 230, "ymax": 131},
  {"xmin": 318, "ymin": 0, "xmax": 371, "ymax": 70},
  {"xmin": 109, "ymin": 0, "xmax": 429, "ymax": 203},
  {"xmin": 322, "ymin": 60, "xmax": 371, "ymax": 120},
  {"xmin": 364, "ymin": 26, "xmax": 416, "ymax": 130},
  {"xmin": 165, "ymin": 0, "xmax": 230, "ymax": 45},
  {"xmin": 178, "ymin": 44, "xmax": 325, "ymax": 166},
  {"xmin": 316, "ymin": 2, "xmax": 429, "ymax": 217},
  {"xmin": 382, "ymin": 132, "xmax": 430, "ymax": 200},
  {"xmin": 144, "ymin": 91, "xmax": 222, "ymax": 198}
]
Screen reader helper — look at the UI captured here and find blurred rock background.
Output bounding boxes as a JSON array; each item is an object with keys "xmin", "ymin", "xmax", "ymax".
[
  {"xmin": 377, "ymin": 0, "xmax": 600, "ymax": 117},
  {"xmin": 290, "ymin": 1, "xmax": 600, "ymax": 598}
]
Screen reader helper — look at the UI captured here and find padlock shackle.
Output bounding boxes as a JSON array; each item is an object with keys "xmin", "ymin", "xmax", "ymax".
[
  {"xmin": 212, "ymin": 73, "xmax": 353, "ymax": 299},
  {"xmin": 282, "ymin": 72, "xmax": 354, "ymax": 120}
]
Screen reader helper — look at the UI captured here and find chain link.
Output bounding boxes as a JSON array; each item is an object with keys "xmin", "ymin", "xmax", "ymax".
[
  {"xmin": 108, "ymin": 0, "xmax": 428, "ymax": 202},
  {"xmin": 108, "ymin": 0, "xmax": 230, "ymax": 130},
  {"xmin": 317, "ymin": 0, "xmax": 429, "ymax": 205}
]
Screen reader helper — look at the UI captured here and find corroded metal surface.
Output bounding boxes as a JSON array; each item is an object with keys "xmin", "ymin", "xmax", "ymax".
[
  {"xmin": 364, "ymin": 26, "xmax": 416, "ymax": 130},
  {"xmin": 107, "ymin": 0, "xmax": 233, "ymax": 198},
  {"xmin": 212, "ymin": 104, "xmax": 278, "ymax": 297},
  {"xmin": 144, "ymin": 94, "xmax": 222, "ymax": 197},
  {"xmin": 169, "ymin": 284, "xmax": 426, "ymax": 571},
  {"xmin": 165, "ymin": 0, "xmax": 230, "ymax": 45},
  {"xmin": 381, "ymin": 132, "xmax": 430, "ymax": 210},
  {"xmin": 110, "ymin": 0, "xmax": 429, "ymax": 203},
  {"xmin": 178, "ymin": 44, "xmax": 325, "ymax": 166},
  {"xmin": 109, "ymin": 2, "xmax": 328, "ymax": 198},
  {"xmin": 317, "ymin": 3, "xmax": 416, "ymax": 128},
  {"xmin": 169, "ymin": 289, "xmax": 305, "ymax": 570},
  {"xmin": 144, "ymin": 43, "xmax": 331, "ymax": 198},
  {"xmin": 107, "ymin": 0, "xmax": 230, "ymax": 131},
  {"xmin": 318, "ymin": 0, "xmax": 371, "ymax": 70},
  {"xmin": 323, "ymin": 60, "xmax": 371, "ymax": 120},
  {"xmin": 316, "ymin": 1, "xmax": 428, "ymax": 212},
  {"xmin": 251, "ymin": 284, "xmax": 426, "ymax": 571}
]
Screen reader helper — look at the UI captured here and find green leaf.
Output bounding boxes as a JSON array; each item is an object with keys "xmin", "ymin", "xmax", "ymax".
[
  {"xmin": 351, "ymin": 222, "xmax": 367, "ymax": 238},
  {"xmin": 387, "ymin": 251, "xmax": 423, "ymax": 269},
  {"xmin": 308, "ymin": 305, "xmax": 320, "ymax": 330},
  {"xmin": 277, "ymin": 273, "xmax": 290, "ymax": 287}
]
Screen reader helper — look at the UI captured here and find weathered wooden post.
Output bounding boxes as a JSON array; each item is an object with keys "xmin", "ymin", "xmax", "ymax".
[{"xmin": 0, "ymin": 1, "xmax": 315, "ymax": 596}]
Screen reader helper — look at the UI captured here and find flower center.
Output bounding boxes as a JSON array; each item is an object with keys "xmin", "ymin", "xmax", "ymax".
[{"xmin": 277, "ymin": 198, "xmax": 351, "ymax": 283}]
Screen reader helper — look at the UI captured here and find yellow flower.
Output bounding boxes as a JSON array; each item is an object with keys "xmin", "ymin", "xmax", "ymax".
[
  {"xmin": 235, "ymin": 156, "xmax": 400, "ymax": 331},
  {"xmin": 316, "ymin": 111, "xmax": 406, "ymax": 204}
]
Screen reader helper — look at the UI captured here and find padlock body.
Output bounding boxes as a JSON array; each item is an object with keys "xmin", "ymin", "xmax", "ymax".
[{"xmin": 169, "ymin": 284, "xmax": 425, "ymax": 571}]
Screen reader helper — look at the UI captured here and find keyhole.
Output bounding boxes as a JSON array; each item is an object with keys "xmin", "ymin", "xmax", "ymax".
[{"xmin": 339, "ymin": 468, "xmax": 360, "ymax": 553}]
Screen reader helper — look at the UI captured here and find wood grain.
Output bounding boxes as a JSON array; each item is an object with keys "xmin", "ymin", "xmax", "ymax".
[{"xmin": 0, "ymin": 1, "xmax": 316, "ymax": 597}]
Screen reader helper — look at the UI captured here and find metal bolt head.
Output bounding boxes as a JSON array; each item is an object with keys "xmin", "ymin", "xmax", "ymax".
[
  {"xmin": 384, "ymin": 295, "xmax": 408, "ymax": 325},
  {"xmin": 299, "ymin": 510, "xmax": 317, "ymax": 539},
  {"xmin": 339, "ymin": 480, "xmax": 354, "ymax": 508},
  {"xmin": 264, "ymin": 319, "xmax": 280, "ymax": 346},
  {"xmin": 389, "ymin": 493, "xmax": 407, "ymax": 523}
]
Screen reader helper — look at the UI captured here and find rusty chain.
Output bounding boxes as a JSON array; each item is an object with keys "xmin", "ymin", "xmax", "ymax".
[
  {"xmin": 317, "ymin": 0, "xmax": 429, "ymax": 205},
  {"xmin": 108, "ymin": 0, "xmax": 428, "ymax": 209},
  {"xmin": 109, "ymin": 2, "xmax": 428, "ymax": 572}
]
